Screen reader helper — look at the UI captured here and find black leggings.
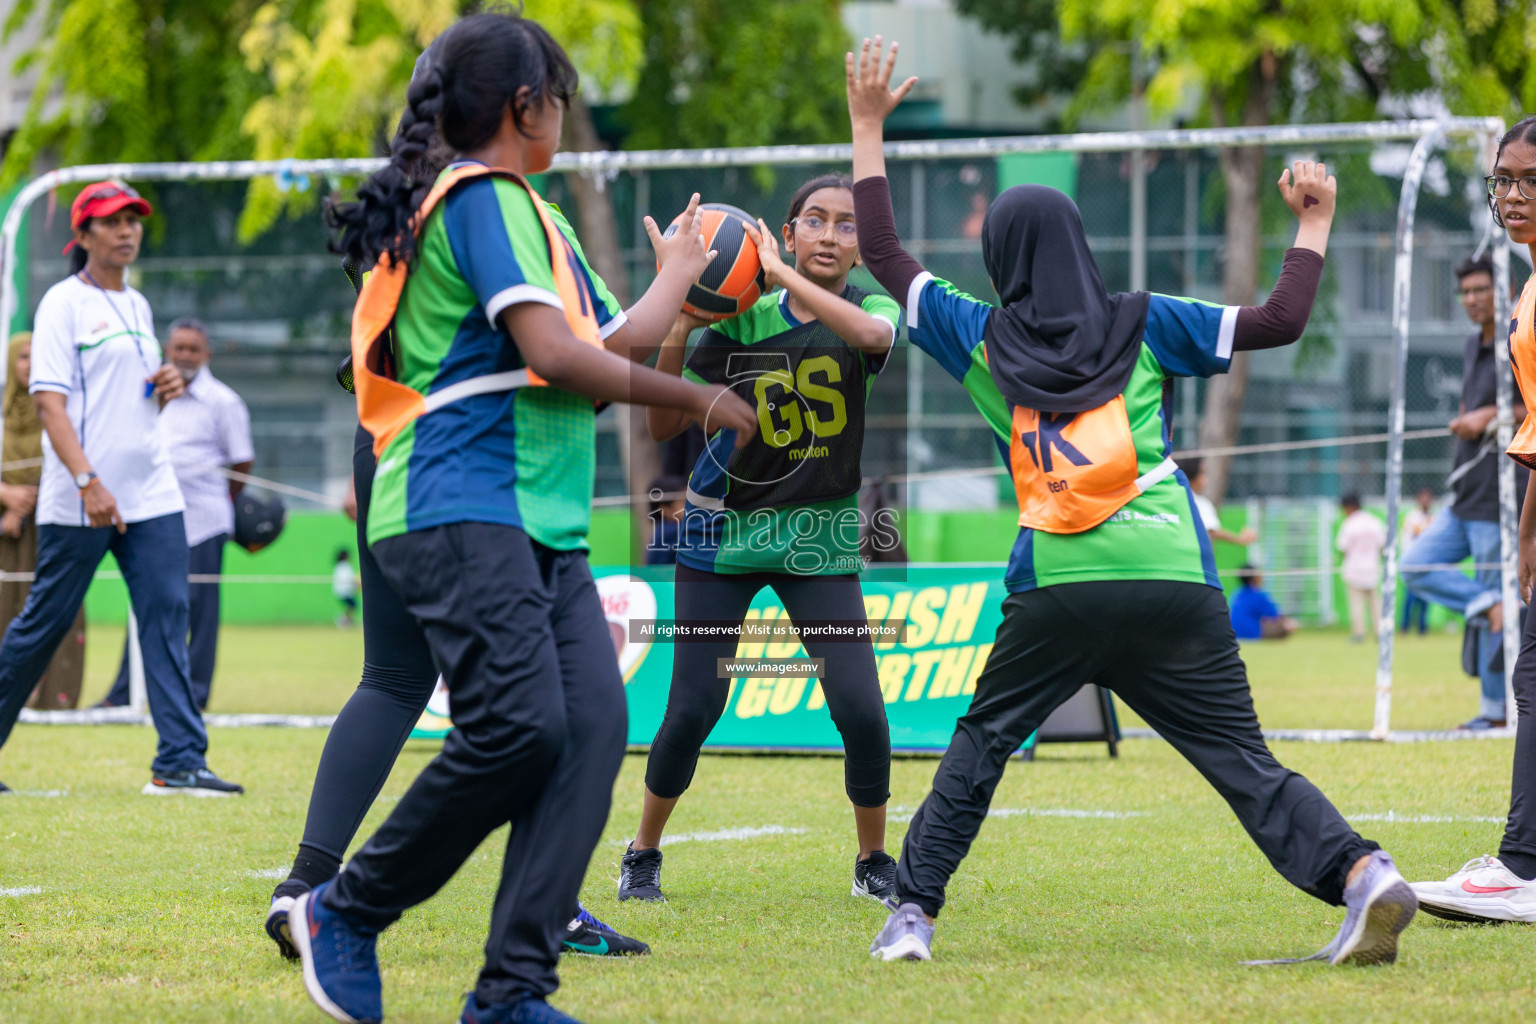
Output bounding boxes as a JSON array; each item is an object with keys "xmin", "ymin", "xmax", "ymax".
[
  {"xmin": 645, "ymin": 564, "xmax": 890, "ymax": 807},
  {"xmin": 296, "ymin": 425, "xmax": 438, "ymax": 864},
  {"xmin": 1499, "ymin": 600, "xmax": 1536, "ymax": 878}
]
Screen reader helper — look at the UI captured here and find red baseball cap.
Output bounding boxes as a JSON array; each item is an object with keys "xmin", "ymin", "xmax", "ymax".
[{"xmin": 62, "ymin": 181, "xmax": 154, "ymax": 254}]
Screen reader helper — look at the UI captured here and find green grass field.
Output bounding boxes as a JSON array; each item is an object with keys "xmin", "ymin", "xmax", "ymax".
[{"xmin": 1, "ymin": 627, "xmax": 1530, "ymax": 1023}]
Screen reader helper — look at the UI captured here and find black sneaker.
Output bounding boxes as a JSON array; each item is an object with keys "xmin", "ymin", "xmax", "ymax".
[
  {"xmin": 562, "ymin": 904, "xmax": 650, "ymax": 956},
  {"xmin": 618, "ymin": 843, "xmax": 665, "ymax": 902},
  {"xmin": 0, "ymin": 780, "xmax": 10, "ymax": 794},
  {"xmin": 141, "ymin": 767, "xmax": 244, "ymax": 797},
  {"xmin": 266, "ymin": 878, "xmax": 310, "ymax": 960},
  {"xmin": 853, "ymin": 850, "xmax": 898, "ymax": 902}
]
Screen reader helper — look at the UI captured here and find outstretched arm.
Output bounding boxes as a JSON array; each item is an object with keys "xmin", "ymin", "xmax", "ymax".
[
  {"xmin": 503, "ymin": 303, "xmax": 757, "ymax": 447},
  {"xmin": 847, "ymin": 37, "xmax": 928, "ymax": 303}
]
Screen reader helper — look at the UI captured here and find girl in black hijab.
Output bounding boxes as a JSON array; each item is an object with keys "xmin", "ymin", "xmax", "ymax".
[{"xmin": 846, "ymin": 37, "xmax": 1416, "ymax": 969}]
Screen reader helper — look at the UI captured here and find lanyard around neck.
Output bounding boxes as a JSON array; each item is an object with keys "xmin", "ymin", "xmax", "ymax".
[{"xmin": 80, "ymin": 270, "xmax": 156, "ymax": 377}]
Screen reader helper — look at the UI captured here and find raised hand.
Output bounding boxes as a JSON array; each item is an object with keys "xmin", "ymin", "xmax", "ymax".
[
  {"xmin": 646, "ymin": 192, "xmax": 717, "ymax": 281},
  {"xmin": 1278, "ymin": 160, "xmax": 1337, "ymax": 225},
  {"xmin": 745, "ymin": 218, "xmax": 791, "ymax": 289},
  {"xmin": 846, "ymin": 36, "xmax": 918, "ymax": 128}
]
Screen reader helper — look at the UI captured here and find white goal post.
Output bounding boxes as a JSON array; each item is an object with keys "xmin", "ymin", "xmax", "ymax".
[{"xmin": 0, "ymin": 116, "xmax": 1513, "ymax": 738}]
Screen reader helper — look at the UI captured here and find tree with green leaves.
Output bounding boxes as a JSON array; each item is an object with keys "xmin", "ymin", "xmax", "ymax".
[
  {"xmin": 622, "ymin": 0, "xmax": 849, "ymax": 151},
  {"xmin": 954, "ymin": 0, "xmax": 1535, "ymax": 501},
  {"xmin": 1, "ymin": 0, "xmax": 266, "ymax": 184}
]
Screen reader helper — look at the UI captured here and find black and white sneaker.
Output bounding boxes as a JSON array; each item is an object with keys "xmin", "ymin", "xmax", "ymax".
[
  {"xmin": 618, "ymin": 843, "xmax": 666, "ymax": 902},
  {"xmin": 266, "ymin": 878, "xmax": 310, "ymax": 960},
  {"xmin": 563, "ymin": 904, "xmax": 650, "ymax": 956},
  {"xmin": 853, "ymin": 850, "xmax": 898, "ymax": 902},
  {"xmin": 0, "ymin": 780, "xmax": 10, "ymax": 794},
  {"xmin": 141, "ymin": 767, "xmax": 244, "ymax": 797}
]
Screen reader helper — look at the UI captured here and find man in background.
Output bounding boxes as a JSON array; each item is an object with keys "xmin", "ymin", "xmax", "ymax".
[
  {"xmin": 1402, "ymin": 256, "xmax": 1528, "ymax": 729},
  {"xmin": 1183, "ymin": 457, "xmax": 1258, "ymax": 549},
  {"xmin": 101, "ymin": 319, "xmax": 252, "ymax": 710}
]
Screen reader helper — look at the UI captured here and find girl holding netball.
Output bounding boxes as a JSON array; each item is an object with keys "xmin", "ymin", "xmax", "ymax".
[
  {"xmin": 286, "ymin": 12, "xmax": 755, "ymax": 1024},
  {"xmin": 847, "ymin": 37, "xmax": 1415, "ymax": 966},
  {"xmin": 264, "ymin": 40, "xmax": 718, "ymax": 965},
  {"xmin": 618, "ymin": 176, "xmax": 902, "ymax": 904},
  {"xmin": 1410, "ymin": 115, "xmax": 1536, "ymax": 923}
]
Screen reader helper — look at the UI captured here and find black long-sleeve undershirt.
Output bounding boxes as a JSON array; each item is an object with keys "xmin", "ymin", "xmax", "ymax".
[{"xmin": 852, "ymin": 176, "xmax": 1324, "ymax": 354}]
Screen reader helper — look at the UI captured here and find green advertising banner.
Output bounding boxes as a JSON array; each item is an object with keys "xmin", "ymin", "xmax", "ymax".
[{"xmin": 595, "ymin": 566, "xmax": 1003, "ymax": 753}]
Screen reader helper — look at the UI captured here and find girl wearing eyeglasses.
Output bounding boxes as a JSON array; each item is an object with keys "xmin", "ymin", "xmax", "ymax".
[
  {"xmin": 1410, "ymin": 114, "xmax": 1536, "ymax": 923},
  {"xmin": 620, "ymin": 174, "xmax": 903, "ymax": 904},
  {"xmin": 0, "ymin": 181, "xmax": 241, "ymax": 797}
]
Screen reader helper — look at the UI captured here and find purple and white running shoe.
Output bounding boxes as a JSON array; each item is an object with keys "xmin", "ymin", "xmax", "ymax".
[
  {"xmin": 1244, "ymin": 849, "xmax": 1416, "ymax": 966},
  {"xmin": 870, "ymin": 902, "xmax": 934, "ymax": 962}
]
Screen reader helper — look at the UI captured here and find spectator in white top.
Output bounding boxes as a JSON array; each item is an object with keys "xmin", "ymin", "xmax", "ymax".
[
  {"xmin": 0, "ymin": 181, "xmax": 241, "ymax": 797},
  {"xmin": 101, "ymin": 318, "xmax": 252, "ymax": 710},
  {"xmin": 1183, "ymin": 457, "xmax": 1258, "ymax": 547},
  {"xmin": 1336, "ymin": 492, "xmax": 1388, "ymax": 644}
]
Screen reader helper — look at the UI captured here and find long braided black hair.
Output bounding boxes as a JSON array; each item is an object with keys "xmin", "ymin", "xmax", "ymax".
[{"xmin": 326, "ymin": 8, "xmax": 577, "ymax": 267}]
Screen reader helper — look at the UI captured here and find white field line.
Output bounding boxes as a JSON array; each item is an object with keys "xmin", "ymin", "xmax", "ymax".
[
  {"xmin": 1348, "ymin": 812, "xmax": 1505, "ymax": 824},
  {"xmin": 610, "ymin": 825, "xmax": 808, "ymax": 846},
  {"xmin": 7, "ymin": 789, "xmax": 68, "ymax": 798},
  {"xmin": 886, "ymin": 805, "xmax": 1147, "ymax": 824},
  {"xmin": 662, "ymin": 825, "xmax": 808, "ymax": 845},
  {"xmin": 0, "ymin": 886, "xmax": 42, "ymax": 896},
  {"xmin": 247, "ymin": 867, "xmax": 289, "ymax": 879}
]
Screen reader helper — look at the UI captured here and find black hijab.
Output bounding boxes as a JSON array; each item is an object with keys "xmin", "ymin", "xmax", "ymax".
[{"xmin": 981, "ymin": 185, "xmax": 1149, "ymax": 414}]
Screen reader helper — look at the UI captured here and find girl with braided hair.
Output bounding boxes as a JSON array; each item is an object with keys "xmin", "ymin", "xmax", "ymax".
[{"xmin": 286, "ymin": 11, "xmax": 757, "ymax": 1024}]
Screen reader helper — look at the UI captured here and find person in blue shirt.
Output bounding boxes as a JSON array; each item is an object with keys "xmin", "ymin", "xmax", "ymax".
[{"xmin": 1230, "ymin": 565, "xmax": 1298, "ymax": 640}]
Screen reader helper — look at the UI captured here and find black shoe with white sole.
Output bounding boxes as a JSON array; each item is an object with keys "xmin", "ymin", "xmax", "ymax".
[
  {"xmin": 563, "ymin": 905, "xmax": 650, "ymax": 956},
  {"xmin": 618, "ymin": 843, "xmax": 665, "ymax": 902},
  {"xmin": 853, "ymin": 850, "xmax": 898, "ymax": 902},
  {"xmin": 141, "ymin": 767, "xmax": 244, "ymax": 796}
]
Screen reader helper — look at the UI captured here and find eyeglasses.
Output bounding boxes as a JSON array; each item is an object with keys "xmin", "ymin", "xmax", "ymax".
[
  {"xmin": 791, "ymin": 214, "xmax": 858, "ymax": 246},
  {"xmin": 1485, "ymin": 175, "xmax": 1536, "ymax": 201}
]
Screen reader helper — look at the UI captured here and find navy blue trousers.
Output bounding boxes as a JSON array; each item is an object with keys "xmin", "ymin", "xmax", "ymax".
[
  {"xmin": 0, "ymin": 513, "xmax": 207, "ymax": 773},
  {"xmin": 106, "ymin": 532, "xmax": 227, "ymax": 709}
]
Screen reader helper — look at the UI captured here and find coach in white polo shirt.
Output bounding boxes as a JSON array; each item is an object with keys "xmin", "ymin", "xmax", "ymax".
[
  {"xmin": 0, "ymin": 181, "xmax": 241, "ymax": 797},
  {"xmin": 103, "ymin": 318, "xmax": 253, "ymax": 711}
]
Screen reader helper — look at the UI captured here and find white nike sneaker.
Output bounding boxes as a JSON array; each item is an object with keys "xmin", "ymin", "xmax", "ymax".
[{"xmin": 1410, "ymin": 856, "xmax": 1536, "ymax": 923}]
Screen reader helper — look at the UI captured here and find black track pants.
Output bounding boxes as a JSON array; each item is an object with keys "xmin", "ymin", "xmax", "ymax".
[
  {"xmin": 325, "ymin": 523, "xmax": 627, "ymax": 1005},
  {"xmin": 896, "ymin": 580, "xmax": 1378, "ymax": 917}
]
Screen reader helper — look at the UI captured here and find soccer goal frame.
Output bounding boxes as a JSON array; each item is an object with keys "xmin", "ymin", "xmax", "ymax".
[{"xmin": 0, "ymin": 116, "xmax": 1513, "ymax": 738}]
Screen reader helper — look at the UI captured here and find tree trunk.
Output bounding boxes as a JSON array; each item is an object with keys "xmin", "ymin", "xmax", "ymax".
[
  {"xmin": 1195, "ymin": 58, "xmax": 1276, "ymax": 505},
  {"xmin": 562, "ymin": 97, "xmax": 660, "ymax": 563}
]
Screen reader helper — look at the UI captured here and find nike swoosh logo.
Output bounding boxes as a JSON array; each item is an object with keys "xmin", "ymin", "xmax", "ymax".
[
  {"xmin": 1462, "ymin": 880, "xmax": 1520, "ymax": 894},
  {"xmin": 308, "ymin": 902, "xmax": 321, "ymax": 939},
  {"xmin": 564, "ymin": 937, "xmax": 609, "ymax": 955}
]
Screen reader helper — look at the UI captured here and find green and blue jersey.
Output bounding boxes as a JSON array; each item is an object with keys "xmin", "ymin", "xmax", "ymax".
[
  {"xmin": 906, "ymin": 272, "xmax": 1236, "ymax": 592},
  {"xmin": 679, "ymin": 287, "xmax": 900, "ymax": 575},
  {"xmin": 367, "ymin": 162, "xmax": 623, "ymax": 549}
]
